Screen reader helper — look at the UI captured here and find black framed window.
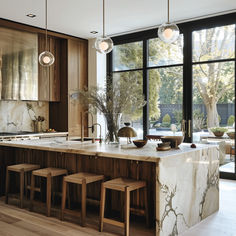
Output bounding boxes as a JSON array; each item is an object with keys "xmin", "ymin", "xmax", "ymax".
[{"xmin": 108, "ymin": 12, "xmax": 236, "ymax": 180}]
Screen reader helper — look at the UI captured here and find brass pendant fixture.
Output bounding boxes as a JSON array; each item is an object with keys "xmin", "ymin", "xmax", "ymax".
[
  {"xmin": 39, "ymin": 0, "xmax": 55, "ymax": 66},
  {"xmin": 95, "ymin": 0, "xmax": 113, "ymax": 54},
  {"xmin": 158, "ymin": 0, "xmax": 179, "ymax": 44}
]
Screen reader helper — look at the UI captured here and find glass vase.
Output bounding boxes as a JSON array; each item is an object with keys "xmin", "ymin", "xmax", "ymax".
[{"xmin": 103, "ymin": 113, "xmax": 122, "ymax": 144}]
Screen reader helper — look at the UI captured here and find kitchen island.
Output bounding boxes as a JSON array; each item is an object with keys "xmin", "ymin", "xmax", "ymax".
[{"xmin": 0, "ymin": 138, "xmax": 219, "ymax": 236}]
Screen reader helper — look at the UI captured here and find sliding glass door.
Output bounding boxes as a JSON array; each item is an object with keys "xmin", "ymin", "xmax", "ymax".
[{"xmin": 192, "ymin": 24, "xmax": 235, "ymax": 177}]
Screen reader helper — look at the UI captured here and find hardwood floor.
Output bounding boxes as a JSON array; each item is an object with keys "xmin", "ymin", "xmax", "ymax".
[
  {"xmin": 0, "ymin": 198, "xmax": 154, "ymax": 236},
  {"xmin": 0, "ymin": 179, "xmax": 235, "ymax": 236}
]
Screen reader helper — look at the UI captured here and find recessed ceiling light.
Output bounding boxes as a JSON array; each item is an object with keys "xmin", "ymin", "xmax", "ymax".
[
  {"xmin": 90, "ymin": 31, "xmax": 98, "ymax": 34},
  {"xmin": 26, "ymin": 14, "xmax": 36, "ymax": 18}
]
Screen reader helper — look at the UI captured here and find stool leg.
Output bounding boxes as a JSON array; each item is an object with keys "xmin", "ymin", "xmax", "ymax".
[
  {"xmin": 81, "ymin": 178, "xmax": 86, "ymax": 227},
  {"xmin": 99, "ymin": 183, "xmax": 106, "ymax": 232},
  {"xmin": 5, "ymin": 168, "xmax": 9, "ymax": 204},
  {"xmin": 20, "ymin": 169, "xmax": 24, "ymax": 208},
  {"xmin": 125, "ymin": 187, "xmax": 130, "ymax": 236},
  {"xmin": 61, "ymin": 178, "xmax": 67, "ymax": 221},
  {"xmin": 46, "ymin": 174, "xmax": 52, "ymax": 217},
  {"xmin": 144, "ymin": 186, "xmax": 149, "ymax": 227},
  {"xmin": 30, "ymin": 173, "xmax": 35, "ymax": 211}
]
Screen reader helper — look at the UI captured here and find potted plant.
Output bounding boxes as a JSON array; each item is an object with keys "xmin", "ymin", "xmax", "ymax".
[{"xmin": 210, "ymin": 127, "xmax": 228, "ymax": 137}]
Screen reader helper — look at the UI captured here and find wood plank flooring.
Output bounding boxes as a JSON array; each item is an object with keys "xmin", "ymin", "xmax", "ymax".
[{"xmin": 0, "ymin": 179, "xmax": 235, "ymax": 236}]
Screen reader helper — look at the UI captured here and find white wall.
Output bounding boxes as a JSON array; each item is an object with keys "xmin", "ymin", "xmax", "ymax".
[{"xmin": 88, "ymin": 38, "xmax": 106, "ymax": 139}]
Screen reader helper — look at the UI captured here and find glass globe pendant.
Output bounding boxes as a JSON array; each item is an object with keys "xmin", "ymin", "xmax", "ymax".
[
  {"xmin": 39, "ymin": 51, "xmax": 55, "ymax": 66},
  {"xmin": 158, "ymin": 0, "xmax": 179, "ymax": 44},
  {"xmin": 95, "ymin": 0, "xmax": 113, "ymax": 54},
  {"xmin": 95, "ymin": 36, "xmax": 113, "ymax": 54},
  {"xmin": 158, "ymin": 22, "xmax": 179, "ymax": 44},
  {"xmin": 39, "ymin": 0, "xmax": 55, "ymax": 66}
]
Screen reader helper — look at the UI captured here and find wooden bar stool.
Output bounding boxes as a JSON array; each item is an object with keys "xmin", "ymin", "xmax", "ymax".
[
  {"xmin": 99, "ymin": 178, "xmax": 149, "ymax": 236},
  {"xmin": 5, "ymin": 163, "xmax": 40, "ymax": 208},
  {"xmin": 30, "ymin": 167, "xmax": 68, "ymax": 217},
  {"xmin": 61, "ymin": 172, "xmax": 104, "ymax": 227}
]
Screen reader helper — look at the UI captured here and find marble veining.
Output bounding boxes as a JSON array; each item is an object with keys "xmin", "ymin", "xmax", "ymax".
[
  {"xmin": 0, "ymin": 101, "xmax": 49, "ymax": 132},
  {"xmin": 156, "ymin": 146, "xmax": 219, "ymax": 236}
]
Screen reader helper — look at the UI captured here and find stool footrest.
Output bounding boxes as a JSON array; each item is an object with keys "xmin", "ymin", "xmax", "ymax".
[
  {"xmin": 26, "ymin": 185, "xmax": 41, "ymax": 192},
  {"xmin": 62, "ymin": 209, "xmax": 81, "ymax": 218},
  {"xmin": 103, "ymin": 217, "xmax": 125, "ymax": 228}
]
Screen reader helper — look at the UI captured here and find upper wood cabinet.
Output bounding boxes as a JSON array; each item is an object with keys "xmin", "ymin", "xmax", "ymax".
[
  {"xmin": 68, "ymin": 39, "xmax": 88, "ymax": 136},
  {"xmin": 38, "ymin": 34, "xmax": 60, "ymax": 101}
]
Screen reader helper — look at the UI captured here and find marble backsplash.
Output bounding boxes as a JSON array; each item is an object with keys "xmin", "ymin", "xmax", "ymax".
[{"xmin": 0, "ymin": 101, "xmax": 49, "ymax": 132}]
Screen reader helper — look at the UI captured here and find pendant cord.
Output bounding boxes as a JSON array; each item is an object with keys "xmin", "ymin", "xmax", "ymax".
[
  {"xmin": 103, "ymin": 0, "xmax": 105, "ymax": 37},
  {"xmin": 167, "ymin": 0, "xmax": 170, "ymax": 23},
  {"xmin": 45, "ymin": 0, "xmax": 48, "ymax": 51}
]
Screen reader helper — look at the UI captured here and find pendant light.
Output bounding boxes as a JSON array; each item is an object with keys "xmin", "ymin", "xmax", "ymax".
[
  {"xmin": 95, "ymin": 0, "xmax": 113, "ymax": 54},
  {"xmin": 39, "ymin": 0, "xmax": 55, "ymax": 66},
  {"xmin": 158, "ymin": 0, "xmax": 179, "ymax": 44}
]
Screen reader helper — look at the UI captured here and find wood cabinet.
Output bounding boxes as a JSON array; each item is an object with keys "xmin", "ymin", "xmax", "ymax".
[
  {"xmin": 38, "ymin": 34, "xmax": 60, "ymax": 101},
  {"xmin": 49, "ymin": 39, "xmax": 88, "ymax": 133},
  {"xmin": 67, "ymin": 39, "xmax": 88, "ymax": 136}
]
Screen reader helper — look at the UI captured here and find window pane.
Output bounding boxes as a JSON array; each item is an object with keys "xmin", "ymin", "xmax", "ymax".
[
  {"xmin": 113, "ymin": 71, "xmax": 143, "ymax": 138},
  {"xmin": 148, "ymin": 67, "xmax": 183, "ymax": 135},
  {"xmin": 192, "ymin": 24, "xmax": 235, "ymax": 62},
  {"xmin": 193, "ymin": 61, "xmax": 235, "ymax": 138},
  {"xmin": 148, "ymin": 35, "xmax": 183, "ymax": 67},
  {"xmin": 113, "ymin": 41, "xmax": 143, "ymax": 71}
]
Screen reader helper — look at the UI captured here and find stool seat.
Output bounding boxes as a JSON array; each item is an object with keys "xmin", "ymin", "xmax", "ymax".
[
  {"xmin": 30, "ymin": 167, "xmax": 68, "ymax": 217},
  {"xmin": 103, "ymin": 178, "xmax": 146, "ymax": 191},
  {"xmin": 32, "ymin": 168, "xmax": 68, "ymax": 177},
  {"xmin": 5, "ymin": 163, "xmax": 40, "ymax": 208},
  {"xmin": 64, "ymin": 172, "xmax": 104, "ymax": 184},
  {"xmin": 7, "ymin": 164, "xmax": 40, "ymax": 172},
  {"xmin": 61, "ymin": 172, "xmax": 104, "ymax": 226},
  {"xmin": 100, "ymin": 177, "xmax": 149, "ymax": 236}
]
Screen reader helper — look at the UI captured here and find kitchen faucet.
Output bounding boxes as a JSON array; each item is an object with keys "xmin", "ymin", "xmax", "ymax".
[{"xmin": 92, "ymin": 123, "xmax": 102, "ymax": 143}]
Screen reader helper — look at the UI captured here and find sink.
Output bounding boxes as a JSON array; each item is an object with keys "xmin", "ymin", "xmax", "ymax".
[{"xmin": 69, "ymin": 137, "xmax": 94, "ymax": 141}]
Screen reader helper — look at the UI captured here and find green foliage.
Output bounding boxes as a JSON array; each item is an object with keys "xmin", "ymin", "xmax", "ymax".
[
  {"xmin": 218, "ymin": 115, "xmax": 221, "ymax": 124},
  {"xmin": 173, "ymin": 110, "xmax": 182, "ymax": 124},
  {"xmin": 161, "ymin": 122, "xmax": 171, "ymax": 128},
  {"xmin": 210, "ymin": 127, "xmax": 228, "ymax": 133},
  {"xmin": 113, "ymin": 42, "xmax": 161, "ymax": 121},
  {"xmin": 162, "ymin": 114, "xmax": 171, "ymax": 124},
  {"xmin": 227, "ymin": 115, "xmax": 235, "ymax": 126}
]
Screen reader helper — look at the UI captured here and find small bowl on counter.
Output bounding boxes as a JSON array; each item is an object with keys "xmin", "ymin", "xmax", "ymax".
[
  {"xmin": 133, "ymin": 139, "xmax": 147, "ymax": 148},
  {"xmin": 160, "ymin": 136, "xmax": 184, "ymax": 149},
  {"xmin": 156, "ymin": 141, "xmax": 171, "ymax": 151}
]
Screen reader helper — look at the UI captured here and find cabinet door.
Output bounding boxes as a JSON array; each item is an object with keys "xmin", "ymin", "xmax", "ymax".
[
  {"xmin": 38, "ymin": 34, "xmax": 60, "ymax": 101},
  {"xmin": 38, "ymin": 34, "xmax": 50, "ymax": 101},
  {"xmin": 49, "ymin": 37, "xmax": 60, "ymax": 101},
  {"xmin": 68, "ymin": 39, "xmax": 88, "ymax": 136}
]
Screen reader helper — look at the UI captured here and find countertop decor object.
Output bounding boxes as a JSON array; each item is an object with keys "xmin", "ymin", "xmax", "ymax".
[
  {"xmin": 38, "ymin": 0, "xmax": 55, "ymax": 66},
  {"xmin": 160, "ymin": 136, "xmax": 184, "ymax": 148},
  {"xmin": 94, "ymin": 0, "xmax": 113, "ymax": 54},
  {"xmin": 227, "ymin": 131, "xmax": 235, "ymax": 139},
  {"xmin": 73, "ymin": 76, "xmax": 146, "ymax": 143},
  {"xmin": 158, "ymin": 0, "xmax": 180, "ymax": 44},
  {"xmin": 133, "ymin": 139, "xmax": 147, "ymax": 148},
  {"xmin": 118, "ymin": 123, "xmax": 137, "ymax": 144},
  {"xmin": 210, "ymin": 127, "xmax": 228, "ymax": 137}
]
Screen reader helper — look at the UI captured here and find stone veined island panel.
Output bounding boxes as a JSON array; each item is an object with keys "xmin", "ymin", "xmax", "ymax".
[{"xmin": 156, "ymin": 146, "xmax": 219, "ymax": 236}]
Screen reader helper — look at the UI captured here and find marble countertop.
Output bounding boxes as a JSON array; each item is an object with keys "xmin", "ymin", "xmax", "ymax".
[{"xmin": 0, "ymin": 137, "xmax": 216, "ymax": 162}]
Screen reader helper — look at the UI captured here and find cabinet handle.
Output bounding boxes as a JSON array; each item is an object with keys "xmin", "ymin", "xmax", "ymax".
[
  {"xmin": 181, "ymin": 120, "xmax": 186, "ymax": 136},
  {"xmin": 188, "ymin": 120, "xmax": 191, "ymax": 138}
]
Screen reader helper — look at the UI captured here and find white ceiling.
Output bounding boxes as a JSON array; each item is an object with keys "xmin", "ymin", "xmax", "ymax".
[{"xmin": 0, "ymin": 0, "xmax": 236, "ymax": 39}]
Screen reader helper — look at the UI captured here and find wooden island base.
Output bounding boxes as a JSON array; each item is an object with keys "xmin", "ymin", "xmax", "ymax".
[{"xmin": 0, "ymin": 140, "xmax": 219, "ymax": 236}]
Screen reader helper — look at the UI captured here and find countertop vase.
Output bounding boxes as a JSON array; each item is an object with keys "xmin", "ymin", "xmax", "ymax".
[{"xmin": 103, "ymin": 113, "xmax": 122, "ymax": 144}]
